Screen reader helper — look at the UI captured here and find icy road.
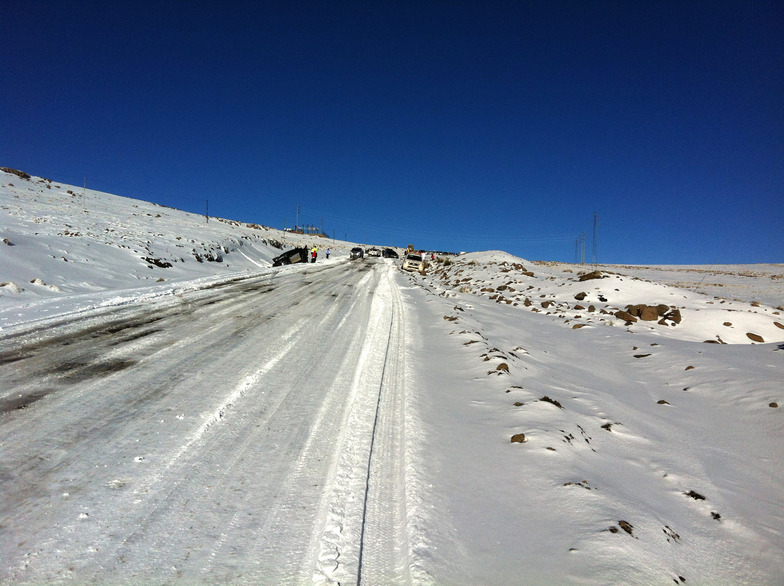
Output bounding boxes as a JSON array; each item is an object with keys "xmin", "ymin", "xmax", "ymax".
[{"xmin": 0, "ymin": 259, "xmax": 428, "ymax": 584}]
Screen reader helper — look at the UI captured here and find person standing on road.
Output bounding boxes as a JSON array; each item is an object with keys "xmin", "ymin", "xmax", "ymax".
[
  {"xmin": 311, "ymin": 247, "xmax": 318, "ymax": 263},
  {"xmin": 326, "ymin": 248, "xmax": 330, "ymax": 260}
]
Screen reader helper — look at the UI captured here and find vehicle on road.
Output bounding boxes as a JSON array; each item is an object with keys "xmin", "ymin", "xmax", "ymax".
[
  {"xmin": 350, "ymin": 247, "xmax": 364, "ymax": 259},
  {"xmin": 382, "ymin": 248, "xmax": 399, "ymax": 259},
  {"xmin": 272, "ymin": 247, "xmax": 309, "ymax": 266},
  {"xmin": 401, "ymin": 253, "xmax": 424, "ymax": 273},
  {"xmin": 367, "ymin": 248, "xmax": 381, "ymax": 257}
]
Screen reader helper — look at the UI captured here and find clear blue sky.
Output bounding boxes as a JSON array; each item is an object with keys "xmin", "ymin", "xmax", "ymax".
[{"xmin": 3, "ymin": 1, "xmax": 782, "ymax": 264}]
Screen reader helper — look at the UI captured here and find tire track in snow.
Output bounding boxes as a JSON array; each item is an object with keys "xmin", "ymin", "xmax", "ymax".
[
  {"xmin": 313, "ymin": 264, "xmax": 421, "ymax": 585},
  {"xmin": 99, "ymin": 264, "xmax": 370, "ymax": 581},
  {"xmin": 0, "ymin": 263, "xmax": 373, "ymax": 583},
  {"xmin": 195, "ymin": 268, "xmax": 377, "ymax": 580}
]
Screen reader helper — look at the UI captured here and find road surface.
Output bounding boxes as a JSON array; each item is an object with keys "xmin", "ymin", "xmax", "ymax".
[{"xmin": 0, "ymin": 259, "xmax": 427, "ymax": 584}]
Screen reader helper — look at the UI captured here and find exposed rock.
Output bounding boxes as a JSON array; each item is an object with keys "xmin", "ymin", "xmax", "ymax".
[
  {"xmin": 639, "ymin": 306, "xmax": 659, "ymax": 321},
  {"xmin": 615, "ymin": 310, "xmax": 637, "ymax": 323},
  {"xmin": 510, "ymin": 433, "xmax": 528, "ymax": 443},
  {"xmin": 1, "ymin": 167, "xmax": 31, "ymax": 180},
  {"xmin": 746, "ymin": 332, "xmax": 765, "ymax": 343},
  {"xmin": 142, "ymin": 257, "xmax": 173, "ymax": 268},
  {"xmin": 770, "ymin": 402, "xmax": 779, "ymax": 408},
  {"xmin": 578, "ymin": 270, "xmax": 603, "ymax": 281},
  {"xmin": 627, "ymin": 304, "xmax": 666, "ymax": 321},
  {"xmin": 774, "ymin": 322, "xmax": 784, "ymax": 330},
  {"xmin": 540, "ymin": 396, "xmax": 563, "ymax": 409},
  {"xmin": 666, "ymin": 309, "xmax": 682, "ymax": 324},
  {"xmin": 574, "ymin": 292, "xmax": 587, "ymax": 301}
]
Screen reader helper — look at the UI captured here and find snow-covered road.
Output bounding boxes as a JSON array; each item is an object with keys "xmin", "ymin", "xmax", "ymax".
[{"xmin": 0, "ymin": 259, "xmax": 422, "ymax": 584}]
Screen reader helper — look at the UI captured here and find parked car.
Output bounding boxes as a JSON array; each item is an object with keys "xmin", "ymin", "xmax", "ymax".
[
  {"xmin": 382, "ymin": 248, "xmax": 399, "ymax": 259},
  {"xmin": 401, "ymin": 253, "xmax": 424, "ymax": 273},
  {"xmin": 367, "ymin": 247, "xmax": 381, "ymax": 257},
  {"xmin": 272, "ymin": 247, "xmax": 309, "ymax": 266},
  {"xmin": 350, "ymin": 247, "xmax": 364, "ymax": 259}
]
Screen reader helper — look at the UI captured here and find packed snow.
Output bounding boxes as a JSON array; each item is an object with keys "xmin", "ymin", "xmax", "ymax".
[{"xmin": 1, "ymin": 168, "xmax": 783, "ymax": 584}]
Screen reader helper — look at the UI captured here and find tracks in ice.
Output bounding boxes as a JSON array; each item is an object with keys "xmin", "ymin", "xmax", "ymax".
[
  {"xmin": 0, "ymin": 261, "xmax": 430, "ymax": 584},
  {"xmin": 313, "ymin": 265, "xmax": 417, "ymax": 585}
]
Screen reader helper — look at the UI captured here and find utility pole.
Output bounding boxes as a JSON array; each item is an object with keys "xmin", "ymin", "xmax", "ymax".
[
  {"xmin": 592, "ymin": 212, "xmax": 598, "ymax": 264},
  {"xmin": 575, "ymin": 233, "xmax": 586, "ymax": 264},
  {"xmin": 206, "ymin": 199, "xmax": 209, "ymax": 223},
  {"xmin": 296, "ymin": 204, "xmax": 300, "ymax": 231}
]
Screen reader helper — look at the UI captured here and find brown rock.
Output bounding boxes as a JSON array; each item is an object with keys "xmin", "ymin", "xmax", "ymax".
[
  {"xmin": 666, "ymin": 309, "xmax": 682, "ymax": 324},
  {"xmin": 640, "ymin": 306, "xmax": 659, "ymax": 321},
  {"xmin": 657, "ymin": 304, "xmax": 670, "ymax": 316},
  {"xmin": 770, "ymin": 402, "xmax": 779, "ymax": 408},
  {"xmin": 574, "ymin": 292, "xmax": 587, "ymax": 301},
  {"xmin": 747, "ymin": 332, "xmax": 765, "ymax": 343},
  {"xmin": 774, "ymin": 322, "xmax": 784, "ymax": 330},
  {"xmin": 615, "ymin": 310, "xmax": 637, "ymax": 322},
  {"xmin": 510, "ymin": 433, "xmax": 528, "ymax": 443},
  {"xmin": 578, "ymin": 270, "xmax": 603, "ymax": 281}
]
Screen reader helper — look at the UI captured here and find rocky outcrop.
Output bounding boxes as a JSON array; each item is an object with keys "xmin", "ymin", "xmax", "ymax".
[
  {"xmin": 578, "ymin": 270, "xmax": 603, "ymax": 282},
  {"xmin": 621, "ymin": 304, "xmax": 681, "ymax": 325}
]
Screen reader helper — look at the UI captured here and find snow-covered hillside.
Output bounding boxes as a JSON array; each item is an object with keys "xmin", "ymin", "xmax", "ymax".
[
  {"xmin": 2, "ymin": 169, "xmax": 783, "ymax": 584},
  {"xmin": 418, "ymin": 250, "xmax": 784, "ymax": 345},
  {"xmin": 0, "ymin": 168, "xmax": 362, "ymax": 327}
]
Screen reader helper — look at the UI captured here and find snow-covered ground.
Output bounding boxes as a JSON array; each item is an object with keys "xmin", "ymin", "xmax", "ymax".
[{"xmin": 2, "ymin": 169, "xmax": 783, "ymax": 584}]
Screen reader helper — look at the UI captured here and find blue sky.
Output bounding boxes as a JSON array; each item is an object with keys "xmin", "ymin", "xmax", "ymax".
[{"xmin": 3, "ymin": 1, "xmax": 782, "ymax": 264}]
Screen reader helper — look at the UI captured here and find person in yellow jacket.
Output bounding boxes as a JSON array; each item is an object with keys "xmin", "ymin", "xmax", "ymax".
[{"xmin": 311, "ymin": 247, "xmax": 318, "ymax": 263}]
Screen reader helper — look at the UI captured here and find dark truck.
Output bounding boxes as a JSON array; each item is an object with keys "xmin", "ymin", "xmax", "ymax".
[{"xmin": 272, "ymin": 247, "xmax": 310, "ymax": 266}]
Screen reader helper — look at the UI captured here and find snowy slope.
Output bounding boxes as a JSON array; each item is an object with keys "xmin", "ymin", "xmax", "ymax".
[
  {"xmin": 404, "ymin": 254, "xmax": 784, "ymax": 583},
  {"xmin": 0, "ymin": 168, "xmax": 366, "ymax": 328},
  {"xmin": 2, "ymin": 169, "xmax": 783, "ymax": 584}
]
